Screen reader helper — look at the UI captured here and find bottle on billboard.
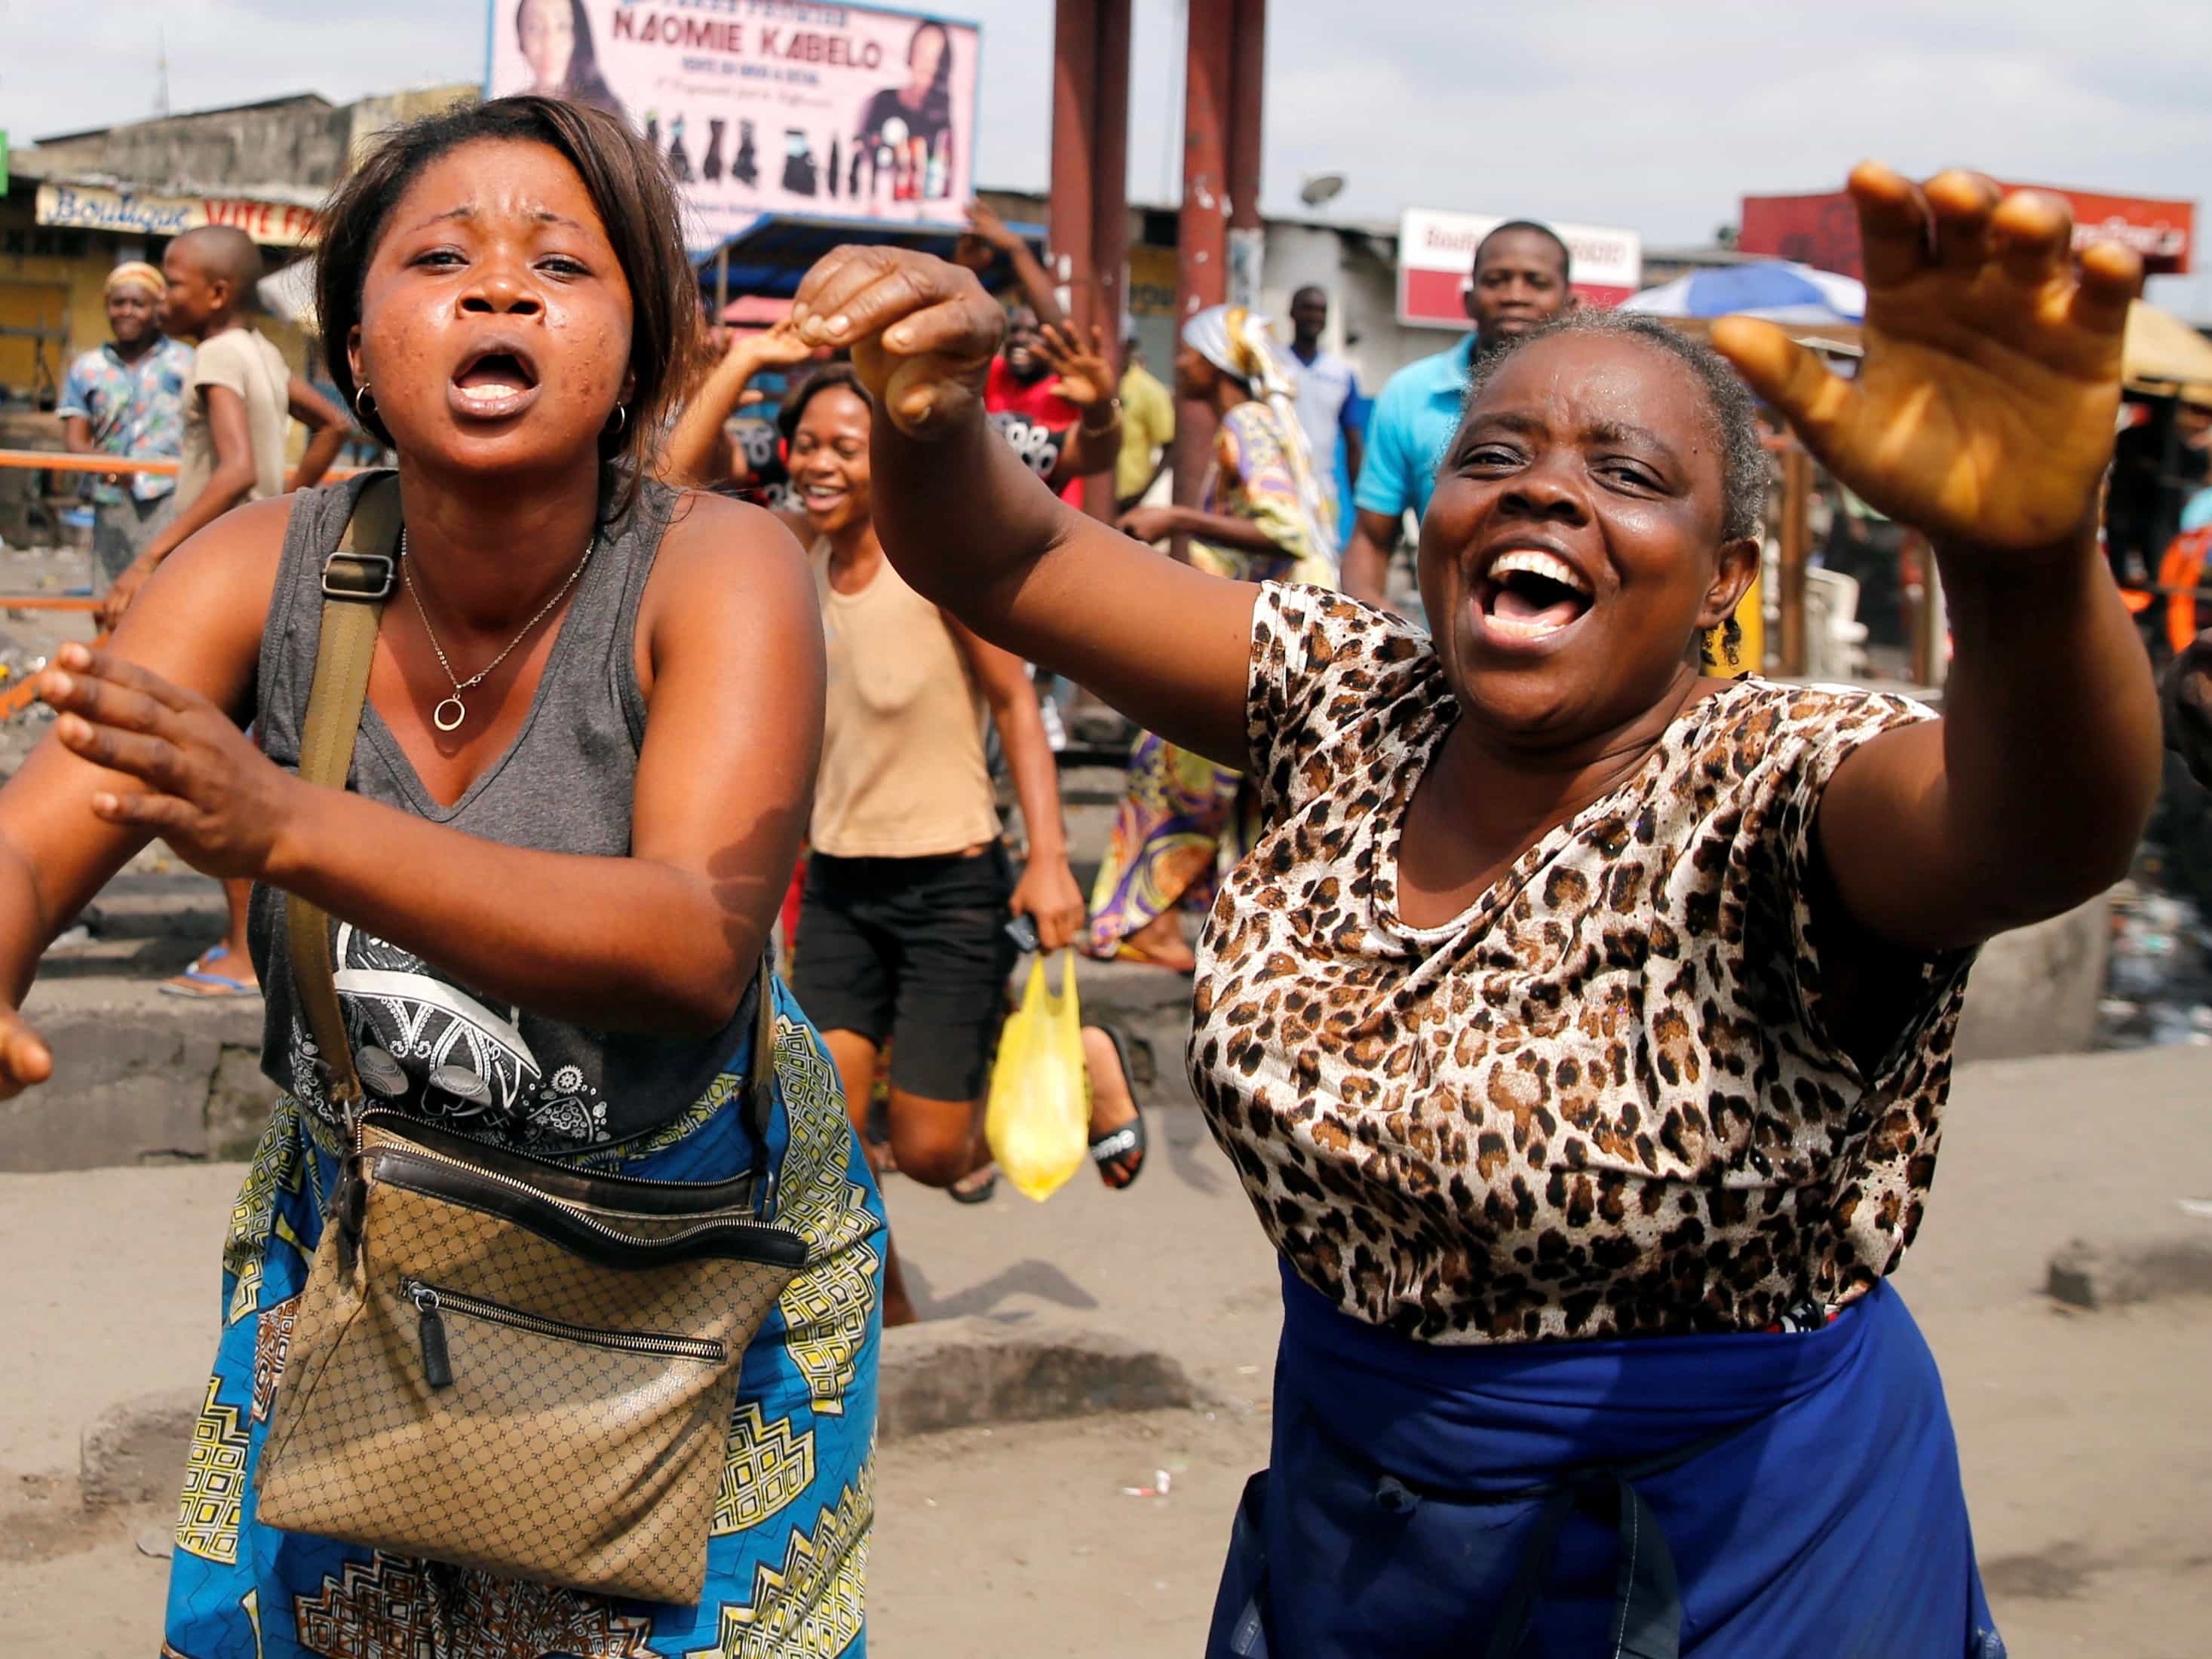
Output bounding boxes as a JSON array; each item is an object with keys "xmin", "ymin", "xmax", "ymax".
[
  {"xmin": 734, "ymin": 119, "xmax": 759, "ymax": 189},
  {"xmin": 781, "ymin": 129, "xmax": 820, "ymax": 198}
]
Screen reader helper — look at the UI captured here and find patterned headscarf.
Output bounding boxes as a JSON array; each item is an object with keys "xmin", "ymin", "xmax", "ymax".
[
  {"xmin": 1182, "ymin": 304, "xmax": 1335, "ymax": 557},
  {"xmin": 105, "ymin": 262, "xmax": 166, "ymax": 299}
]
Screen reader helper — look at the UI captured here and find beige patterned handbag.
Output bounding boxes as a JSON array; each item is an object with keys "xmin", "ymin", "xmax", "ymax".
[{"xmin": 251, "ymin": 479, "xmax": 805, "ymax": 1605}]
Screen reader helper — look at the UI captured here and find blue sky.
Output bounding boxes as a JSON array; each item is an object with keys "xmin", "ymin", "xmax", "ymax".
[{"xmin": 6, "ymin": 0, "xmax": 2208, "ymax": 315}]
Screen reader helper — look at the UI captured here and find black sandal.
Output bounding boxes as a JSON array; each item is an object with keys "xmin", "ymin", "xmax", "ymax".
[
  {"xmin": 949, "ymin": 1162, "xmax": 999, "ymax": 1204},
  {"xmin": 1088, "ymin": 1024, "xmax": 1148, "ymax": 1191}
]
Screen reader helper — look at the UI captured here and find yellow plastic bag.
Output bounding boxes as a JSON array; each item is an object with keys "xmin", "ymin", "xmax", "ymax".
[{"xmin": 985, "ymin": 951, "xmax": 1089, "ymax": 1202}]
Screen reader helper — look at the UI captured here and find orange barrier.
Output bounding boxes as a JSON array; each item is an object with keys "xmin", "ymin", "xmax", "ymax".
[
  {"xmin": 0, "ymin": 449, "xmax": 363, "ymax": 479},
  {"xmin": 2159, "ymin": 530, "xmax": 2210, "ymax": 655},
  {"xmin": 0, "ymin": 449, "xmax": 177, "ymax": 476}
]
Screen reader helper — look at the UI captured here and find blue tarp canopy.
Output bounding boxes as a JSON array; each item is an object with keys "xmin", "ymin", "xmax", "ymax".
[{"xmin": 693, "ymin": 213, "xmax": 1048, "ymax": 301}]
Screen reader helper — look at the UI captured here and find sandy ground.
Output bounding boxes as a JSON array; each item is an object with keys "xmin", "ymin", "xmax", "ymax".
[{"xmin": 2, "ymin": 1048, "xmax": 2208, "ymax": 1654}]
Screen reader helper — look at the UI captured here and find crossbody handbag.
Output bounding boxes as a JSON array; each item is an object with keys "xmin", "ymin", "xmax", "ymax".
[{"xmin": 253, "ymin": 477, "xmax": 808, "ymax": 1605}]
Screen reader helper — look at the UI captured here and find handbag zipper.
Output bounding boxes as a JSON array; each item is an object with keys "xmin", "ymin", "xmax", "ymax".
[
  {"xmin": 406, "ymin": 1279, "xmax": 726, "ymax": 1390},
  {"xmin": 368, "ymin": 1139, "xmax": 793, "ymax": 1256}
]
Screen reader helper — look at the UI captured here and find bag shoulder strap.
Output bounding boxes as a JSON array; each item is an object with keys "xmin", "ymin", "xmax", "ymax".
[
  {"xmin": 286, "ymin": 476, "xmax": 783, "ymax": 1183},
  {"xmin": 745, "ymin": 957, "xmax": 780, "ymax": 1213},
  {"xmin": 287, "ymin": 476, "xmax": 401, "ymax": 1112}
]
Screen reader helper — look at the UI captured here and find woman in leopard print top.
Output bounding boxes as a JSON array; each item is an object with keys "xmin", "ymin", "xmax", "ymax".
[{"xmin": 793, "ymin": 168, "xmax": 2158, "ymax": 1657}]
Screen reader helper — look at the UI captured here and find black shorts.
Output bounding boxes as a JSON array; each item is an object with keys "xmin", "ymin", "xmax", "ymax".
[{"xmin": 790, "ymin": 845, "xmax": 1019, "ymax": 1102}]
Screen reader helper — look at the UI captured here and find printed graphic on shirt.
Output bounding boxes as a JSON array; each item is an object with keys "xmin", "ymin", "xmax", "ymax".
[{"xmin": 290, "ymin": 923, "xmax": 610, "ymax": 1147}]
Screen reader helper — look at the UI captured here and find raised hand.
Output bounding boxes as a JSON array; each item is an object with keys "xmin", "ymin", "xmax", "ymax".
[
  {"xmin": 1040, "ymin": 320, "xmax": 1115, "ymax": 409},
  {"xmin": 37, "ymin": 642, "xmax": 300, "ymax": 881},
  {"xmin": 791, "ymin": 247, "xmax": 1004, "ymax": 440},
  {"xmin": 731, "ymin": 318, "xmax": 815, "ymax": 371},
  {"xmin": 1713, "ymin": 164, "xmax": 2140, "ymax": 554},
  {"xmin": 965, "ymin": 200, "xmax": 1022, "ymax": 253}
]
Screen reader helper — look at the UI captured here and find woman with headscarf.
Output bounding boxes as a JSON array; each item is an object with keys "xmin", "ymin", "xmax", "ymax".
[{"xmin": 1094, "ymin": 305, "xmax": 1338, "ymax": 970}]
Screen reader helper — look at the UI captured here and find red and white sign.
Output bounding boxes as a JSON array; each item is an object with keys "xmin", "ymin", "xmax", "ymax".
[
  {"xmin": 1397, "ymin": 208, "xmax": 1641, "ymax": 330},
  {"xmin": 1741, "ymin": 185, "xmax": 2194, "ymax": 278}
]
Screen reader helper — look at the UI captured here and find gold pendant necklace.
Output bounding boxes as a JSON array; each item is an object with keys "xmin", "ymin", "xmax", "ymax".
[{"xmin": 399, "ymin": 529, "xmax": 594, "ymax": 733}]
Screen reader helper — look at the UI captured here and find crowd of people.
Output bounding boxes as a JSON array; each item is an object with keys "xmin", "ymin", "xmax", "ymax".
[{"xmin": 0, "ymin": 88, "xmax": 2186, "ymax": 1658}]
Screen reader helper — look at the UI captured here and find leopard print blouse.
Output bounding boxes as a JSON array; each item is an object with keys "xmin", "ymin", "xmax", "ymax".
[{"xmin": 1187, "ymin": 584, "xmax": 1974, "ymax": 1345}]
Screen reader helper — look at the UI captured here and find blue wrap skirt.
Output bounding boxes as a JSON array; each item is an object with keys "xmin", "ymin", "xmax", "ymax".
[{"xmin": 1209, "ymin": 1263, "xmax": 2005, "ymax": 1659}]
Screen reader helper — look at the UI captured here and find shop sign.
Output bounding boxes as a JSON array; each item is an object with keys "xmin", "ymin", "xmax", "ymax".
[{"xmin": 35, "ymin": 182, "xmax": 319, "ymax": 247}]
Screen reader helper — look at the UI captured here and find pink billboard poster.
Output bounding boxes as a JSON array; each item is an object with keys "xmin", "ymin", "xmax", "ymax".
[{"xmin": 487, "ymin": 1, "xmax": 982, "ymax": 246}]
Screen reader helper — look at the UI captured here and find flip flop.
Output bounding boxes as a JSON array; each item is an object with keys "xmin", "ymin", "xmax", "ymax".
[
  {"xmin": 158, "ymin": 946, "xmax": 261, "ymax": 1000},
  {"xmin": 1088, "ymin": 1024, "xmax": 1148, "ymax": 1190},
  {"xmin": 949, "ymin": 1162, "xmax": 999, "ymax": 1205}
]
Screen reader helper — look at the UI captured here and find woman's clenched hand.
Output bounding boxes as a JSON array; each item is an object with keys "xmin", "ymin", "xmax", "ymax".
[{"xmin": 791, "ymin": 247, "xmax": 1005, "ymax": 440}]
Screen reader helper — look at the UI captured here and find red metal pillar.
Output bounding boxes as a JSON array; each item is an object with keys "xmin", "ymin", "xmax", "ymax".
[
  {"xmin": 1049, "ymin": 0, "xmax": 1099, "ymax": 329},
  {"xmin": 1051, "ymin": 0, "xmax": 1133, "ymax": 520},
  {"xmin": 1172, "ymin": 0, "xmax": 1236, "ymax": 532},
  {"xmin": 1089, "ymin": 0, "xmax": 1132, "ymax": 354},
  {"xmin": 1226, "ymin": 0, "xmax": 1266, "ymax": 305}
]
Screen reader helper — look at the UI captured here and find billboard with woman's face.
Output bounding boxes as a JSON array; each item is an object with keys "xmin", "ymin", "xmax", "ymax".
[{"xmin": 488, "ymin": 2, "xmax": 982, "ymax": 244}]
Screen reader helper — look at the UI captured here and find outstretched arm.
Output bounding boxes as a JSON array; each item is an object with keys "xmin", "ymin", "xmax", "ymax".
[
  {"xmin": 790, "ymin": 247, "xmax": 1257, "ymax": 768},
  {"xmin": 1716, "ymin": 166, "xmax": 2160, "ymax": 952}
]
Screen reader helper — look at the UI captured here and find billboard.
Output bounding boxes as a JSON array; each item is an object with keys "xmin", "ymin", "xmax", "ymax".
[
  {"xmin": 486, "ymin": 2, "xmax": 981, "ymax": 247},
  {"xmin": 1398, "ymin": 208, "xmax": 1640, "ymax": 329},
  {"xmin": 1741, "ymin": 186, "xmax": 2194, "ymax": 278}
]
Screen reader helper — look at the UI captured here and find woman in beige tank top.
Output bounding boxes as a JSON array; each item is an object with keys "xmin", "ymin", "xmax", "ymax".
[{"xmin": 774, "ymin": 366, "xmax": 1143, "ymax": 1326}]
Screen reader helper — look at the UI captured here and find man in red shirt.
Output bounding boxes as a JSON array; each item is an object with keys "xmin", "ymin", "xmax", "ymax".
[{"xmin": 961, "ymin": 204, "xmax": 1121, "ymax": 504}]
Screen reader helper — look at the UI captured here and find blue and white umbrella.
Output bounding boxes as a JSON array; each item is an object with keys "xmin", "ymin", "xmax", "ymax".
[{"xmin": 1621, "ymin": 261, "xmax": 1866, "ymax": 327}]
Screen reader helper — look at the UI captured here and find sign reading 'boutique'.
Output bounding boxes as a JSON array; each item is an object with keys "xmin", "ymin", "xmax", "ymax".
[{"xmin": 35, "ymin": 182, "xmax": 320, "ymax": 247}]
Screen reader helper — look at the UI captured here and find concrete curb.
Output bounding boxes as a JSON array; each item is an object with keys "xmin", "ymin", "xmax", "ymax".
[
  {"xmin": 80, "ymin": 1322, "xmax": 1204, "ymax": 1508},
  {"xmin": 2045, "ymin": 1234, "xmax": 2212, "ymax": 1310},
  {"xmin": 876, "ymin": 1319, "xmax": 1204, "ymax": 1440}
]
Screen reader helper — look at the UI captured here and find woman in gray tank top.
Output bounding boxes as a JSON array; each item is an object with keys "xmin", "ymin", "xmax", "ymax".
[{"xmin": 0, "ymin": 97, "xmax": 882, "ymax": 1654}]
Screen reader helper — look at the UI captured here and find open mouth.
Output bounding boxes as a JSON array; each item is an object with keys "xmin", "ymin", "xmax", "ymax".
[
  {"xmin": 1476, "ymin": 548, "xmax": 1594, "ymax": 643},
  {"xmin": 448, "ymin": 342, "xmax": 541, "ymax": 421},
  {"xmin": 798, "ymin": 483, "xmax": 849, "ymax": 513}
]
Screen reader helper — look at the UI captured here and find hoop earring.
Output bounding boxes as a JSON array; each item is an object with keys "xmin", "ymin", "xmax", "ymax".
[
  {"xmin": 353, "ymin": 384, "xmax": 376, "ymax": 421},
  {"xmin": 605, "ymin": 403, "xmax": 629, "ymax": 437}
]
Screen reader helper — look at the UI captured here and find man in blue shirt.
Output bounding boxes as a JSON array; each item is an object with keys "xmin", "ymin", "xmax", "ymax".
[
  {"xmin": 1286, "ymin": 285, "xmax": 1364, "ymax": 551},
  {"xmin": 1342, "ymin": 222, "xmax": 1577, "ymax": 608},
  {"xmin": 57, "ymin": 262, "xmax": 194, "ymax": 595}
]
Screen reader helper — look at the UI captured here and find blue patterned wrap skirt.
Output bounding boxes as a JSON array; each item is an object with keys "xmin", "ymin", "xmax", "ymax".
[{"xmin": 162, "ymin": 974, "xmax": 885, "ymax": 1659}]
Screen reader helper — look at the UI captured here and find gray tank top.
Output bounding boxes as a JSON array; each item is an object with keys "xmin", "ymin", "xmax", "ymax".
[{"xmin": 247, "ymin": 471, "xmax": 756, "ymax": 1151}]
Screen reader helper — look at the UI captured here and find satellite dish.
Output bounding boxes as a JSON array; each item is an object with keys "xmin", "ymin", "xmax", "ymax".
[{"xmin": 1299, "ymin": 173, "xmax": 1346, "ymax": 209}]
